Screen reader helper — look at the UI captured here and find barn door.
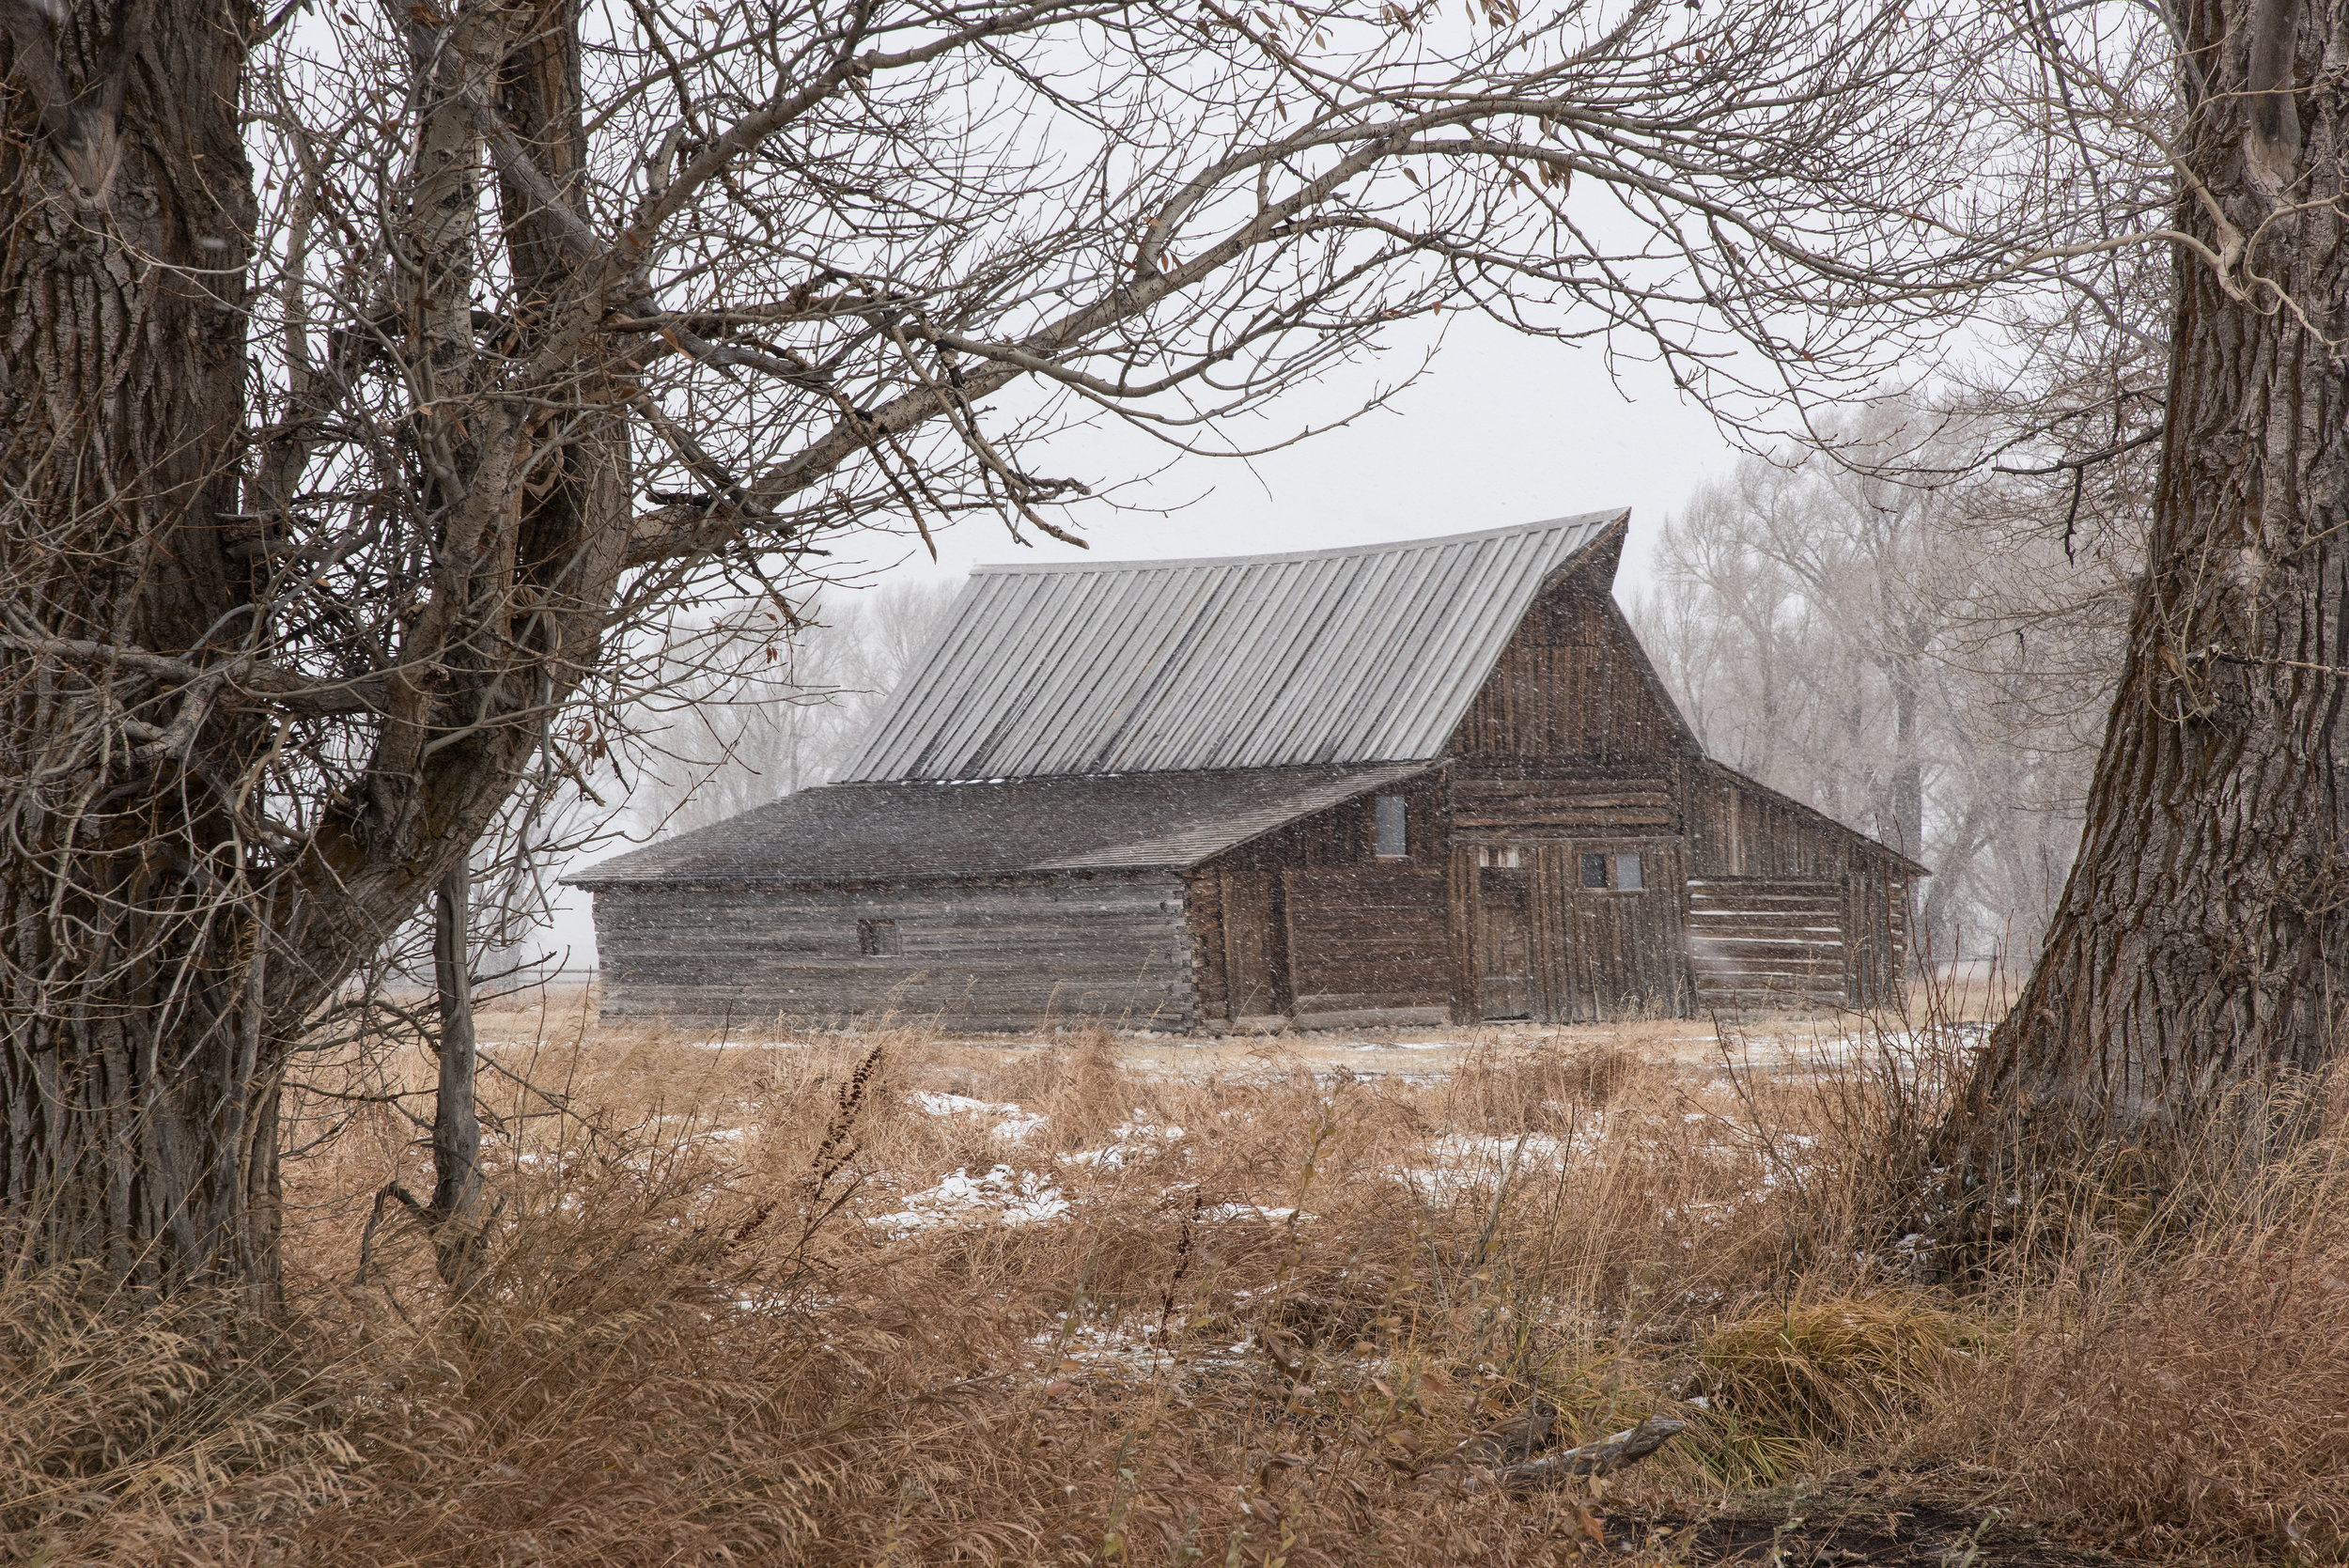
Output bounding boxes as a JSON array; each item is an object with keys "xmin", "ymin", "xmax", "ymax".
[
  {"xmin": 1542, "ymin": 839, "xmax": 1690, "ymax": 1020},
  {"xmin": 1220, "ymin": 869, "xmax": 1282, "ymax": 1018},
  {"xmin": 1475, "ymin": 867, "xmax": 1534, "ymax": 1018}
]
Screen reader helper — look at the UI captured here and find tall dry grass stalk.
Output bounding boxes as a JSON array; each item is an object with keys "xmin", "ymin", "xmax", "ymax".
[{"xmin": 6, "ymin": 989, "xmax": 2343, "ymax": 1563}]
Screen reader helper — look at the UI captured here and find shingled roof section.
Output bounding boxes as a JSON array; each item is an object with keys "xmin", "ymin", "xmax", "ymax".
[
  {"xmin": 840, "ymin": 511, "xmax": 1626, "ymax": 783},
  {"xmin": 564, "ymin": 763, "xmax": 1441, "ymax": 887}
]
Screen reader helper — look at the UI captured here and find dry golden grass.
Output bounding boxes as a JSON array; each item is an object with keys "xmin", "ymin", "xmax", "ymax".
[{"xmin": 6, "ymin": 990, "xmax": 2345, "ymax": 1565}]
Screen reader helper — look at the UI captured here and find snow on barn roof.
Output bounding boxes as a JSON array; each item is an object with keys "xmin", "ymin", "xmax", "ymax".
[
  {"xmin": 564, "ymin": 762, "xmax": 1439, "ymax": 886},
  {"xmin": 838, "ymin": 510, "xmax": 1627, "ymax": 783}
]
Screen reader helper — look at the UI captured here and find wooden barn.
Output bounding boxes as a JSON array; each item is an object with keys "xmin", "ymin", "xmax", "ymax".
[{"xmin": 569, "ymin": 512, "xmax": 1923, "ymax": 1031}]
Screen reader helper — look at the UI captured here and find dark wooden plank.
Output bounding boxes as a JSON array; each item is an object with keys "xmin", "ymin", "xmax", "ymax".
[
  {"xmin": 1446, "ymin": 843, "xmax": 1479, "ymax": 1025},
  {"xmin": 1186, "ymin": 867, "xmax": 1230, "ymax": 1020}
]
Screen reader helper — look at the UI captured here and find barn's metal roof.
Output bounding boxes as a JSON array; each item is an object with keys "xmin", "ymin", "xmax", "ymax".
[
  {"xmin": 564, "ymin": 763, "xmax": 1441, "ymax": 887},
  {"xmin": 840, "ymin": 511, "xmax": 1627, "ymax": 782}
]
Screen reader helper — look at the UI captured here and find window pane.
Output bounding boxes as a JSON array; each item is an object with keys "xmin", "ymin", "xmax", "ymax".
[
  {"xmin": 1580, "ymin": 852, "xmax": 1609, "ymax": 889},
  {"xmin": 858, "ymin": 919, "xmax": 900, "ymax": 956},
  {"xmin": 1615, "ymin": 851, "xmax": 1644, "ymax": 892},
  {"xmin": 1375, "ymin": 795, "xmax": 1408, "ymax": 858}
]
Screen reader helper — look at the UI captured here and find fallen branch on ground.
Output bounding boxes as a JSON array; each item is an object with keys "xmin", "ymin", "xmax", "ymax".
[{"xmin": 1478, "ymin": 1411, "xmax": 1688, "ymax": 1494}]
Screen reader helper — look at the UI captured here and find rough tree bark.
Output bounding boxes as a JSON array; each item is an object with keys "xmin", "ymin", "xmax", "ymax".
[
  {"xmin": 1946, "ymin": 0, "xmax": 2348, "ymax": 1232},
  {"xmin": 0, "ymin": 0, "xmax": 278, "ymax": 1299}
]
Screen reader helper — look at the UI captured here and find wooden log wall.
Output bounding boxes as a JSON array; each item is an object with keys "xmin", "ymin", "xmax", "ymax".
[
  {"xmin": 1684, "ymin": 768, "xmax": 1860, "ymax": 880},
  {"xmin": 1451, "ymin": 771, "xmax": 1677, "ymax": 831},
  {"xmin": 1685, "ymin": 877, "xmax": 1847, "ymax": 1013},
  {"xmin": 1683, "ymin": 764, "xmax": 1918, "ymax": 1002},
  {"xmin": 1183, "ymin": 866, "xmax": 1230, "ymax": 1019},
  {"xmin": 1842, "ymin": 871, "xmax": 1911, "ymax": 1007},
  {"xmin": 1446, "ymin": 768, "xmax": 1695, "ymax": 1022},
  {"xmin": 1536, "ymin": 840, "xmax": 1693, "ymax": 1020},
  {"xmin": 594, "ymin": 872, "xmax": 1195, "ymax": 1032}
]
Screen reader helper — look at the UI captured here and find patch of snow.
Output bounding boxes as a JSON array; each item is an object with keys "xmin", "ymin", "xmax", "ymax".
[
  {"xmin": 1429, "ymin": 1132, "xmax": 1573, "ymax": 1165},
  {"xmin": 1196, "ymin": 1203, "xmax": 1299, "ymax": 1223},
  {"xmin": 908, "ymin": 1091, "xmax": 1047, "ymax": 1143},
  {"xmin": 1060, "ymin": 1111, "xmax": 1185, "ymax": 1169},
  {"xmin": 869, "ymin": 1165, "xmax": 1069, "ymax": 1236}
]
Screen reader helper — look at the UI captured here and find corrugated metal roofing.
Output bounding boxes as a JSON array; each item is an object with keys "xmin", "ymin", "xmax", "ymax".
[
  {"xmin": 563, "ymin": 763, "xmax": 1441, "ymax": 886},
  {"xmin": 841, "ymin": 511, "xmax": 1626, "ymax": 782}
]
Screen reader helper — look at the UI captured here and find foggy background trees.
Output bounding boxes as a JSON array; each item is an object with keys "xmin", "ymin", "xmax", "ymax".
[
  {"xmin": 1629, "ymin": 191, "xmax": 2169, "ymax": 970},
  {"xmin": 621, "ymin": 582, "xmax": 957, "ymax": 842},
  {"xmin": 1631, "ymin": 398, "xmax": 2141, "ymax": 970}
]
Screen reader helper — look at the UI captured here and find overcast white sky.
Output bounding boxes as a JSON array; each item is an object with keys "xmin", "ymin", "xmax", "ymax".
[
  {"xmin": 828, "ymin": 311, "xmax": 1734, "ymax": 590},
  {"xmin": 535, "ymin": 314, "xmax": 1739, "ymax": 968}
]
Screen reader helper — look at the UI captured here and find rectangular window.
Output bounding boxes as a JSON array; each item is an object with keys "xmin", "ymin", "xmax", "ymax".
[
  {"xmin": 1374, "ymin": 795, "xmax": 1408, "ymax": 859},
  {"xmin": 858, "ymin": 919, "xmax": 901, "ymax": 956},
  {"xmin": 1614, "ymin": 851, "xmax": 1644, "ymax": 892},
  {"xmin": 1580, "ymin": 852, "xmax": 1610, "ymax": 889}
]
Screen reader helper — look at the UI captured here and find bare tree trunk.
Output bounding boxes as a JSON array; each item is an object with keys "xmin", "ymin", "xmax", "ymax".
[
  {"xmin": 0, "ymin": 0, "xmax": 278, "ymax": 1300},
  {"xmin": 428, "ymin": 866, "xmax": 484, "ymax": 1286},
  {"xmin": 1889, "ymin": 655, "xmax": 1924, "ymax": 858},
  {"xmin": 1, "ymin": 0, "xmax": 620, "ymax": 1299},
  {"xmin": 1944, "ymin": 0, "xmax": 2349, "ymax": 1239}
]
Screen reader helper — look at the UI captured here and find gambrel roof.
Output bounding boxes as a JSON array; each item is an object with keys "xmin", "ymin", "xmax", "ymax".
[{"xmin": 839, "ymin": 511, "xmax": 1626, "ymax": 783}]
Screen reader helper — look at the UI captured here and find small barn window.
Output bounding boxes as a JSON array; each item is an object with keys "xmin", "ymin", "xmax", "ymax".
[
  {"xmin": 1374, "ymin": 795, "xmax": 1408, "ymax": 859},
  {"xmin": 1614, "ymin": 851, "xmax": 1644, "ymax": 892},
  {"xmin": 858, "ymin": 919, "xmax": 901, "ymax": 956},
  {"xmin": 1580, "ymin": 852, "xmax": 1609, "ymax": 889}
]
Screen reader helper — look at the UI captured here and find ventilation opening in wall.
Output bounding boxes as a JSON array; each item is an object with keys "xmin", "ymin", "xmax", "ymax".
[
  {"xmin": 858, "ymin": 919, "xmax": 901, "ymax": 956},
  {"xmin": 1374, "ymin": 795, "xmax": 1408, "ymax": 859}
]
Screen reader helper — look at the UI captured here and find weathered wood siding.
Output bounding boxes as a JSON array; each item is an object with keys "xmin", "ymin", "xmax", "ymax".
[
  {"xmin": 1450, "ymin": 768, "xmax": 1679, "ymax": 831},
  {"xmin": 1443, "ymin": 761, "xmax": 1697, "ymax": 1021},
  {"xmin": 1183, "ymin": 867, "xmax": 1230, "ymax": 1020},
  {"xmin": 1451, "ymin": 837, "xmax": 1691, "ymax": 1022},
  {"xmin": 1686, "ymin": 877, "xmax": 1848, "ymax": 1012},
  {"xmin": 1451, "ymin": 579, "xmax": 1686, "ymax": 763},
  {"xmin": 1283, "ymin": 866, "xmax": 1450, "ymax": 1017},
  {"xmin": 1546, "ymin": 839, "xmax": 1692, "ymax": 1018},
  {"xmin": 1843, "ymin": 870, "xmax": 1911, "ymax": 1008},
  {"xmin": 1685, "ymin": 767, "xmax": 1862, "ymax": 880},
  {"xmin": 1681, "ymin": 766, "xmax": 1915, "ymax": 1006},
  {"xmin": 594, "ymin": 873, "xmax": 1194, "ymax": 1032}
]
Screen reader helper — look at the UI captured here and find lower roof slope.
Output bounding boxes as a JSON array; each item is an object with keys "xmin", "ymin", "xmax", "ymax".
[{"xmin": 566, "ymin": 763, "xmax": 1438, "ymax": 887}]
